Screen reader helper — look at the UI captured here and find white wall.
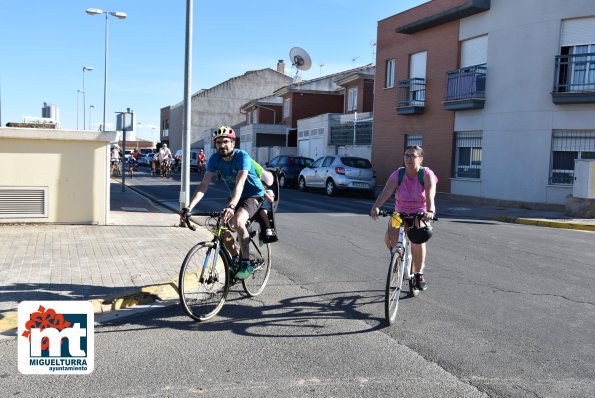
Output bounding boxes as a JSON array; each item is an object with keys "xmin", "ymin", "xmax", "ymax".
[
  {"xmin": 0, "ymin": 128, "xmax": 116, "ymax": 224},
  {"xmin": 297, "ymin": 112, "xmax": 374, "ymax": 160},
  {"xmin": 453, "ymin": 0, "xmax": 595, "ymax": 204}
]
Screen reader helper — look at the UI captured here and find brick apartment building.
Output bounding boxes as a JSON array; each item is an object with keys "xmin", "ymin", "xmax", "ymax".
[
  {"xmin": 373, "ymin": 0, "xmax": 479, "ymax": 193},
  {"xmin": 373, "ymin": 0, "xmax": 595, "ymax": 206}
]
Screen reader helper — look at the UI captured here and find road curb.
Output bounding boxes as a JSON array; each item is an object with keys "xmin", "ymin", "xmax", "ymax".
[
  {"xmin": 493, "ymin": 216, "xmax": 595, "ymax": 231},
  {"xmin": 0, "ymin": 280, "xmax": 180, "ymax": 334}
]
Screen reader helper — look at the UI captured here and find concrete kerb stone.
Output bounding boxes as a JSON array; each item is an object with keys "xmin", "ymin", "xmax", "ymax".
[
  {"xmin": 493, "ymin": 216, "xmax": 595, "ymax": 231},
  {"xmin": 0, "ymin": 280, "xmax": 181, "ymax": 334}
]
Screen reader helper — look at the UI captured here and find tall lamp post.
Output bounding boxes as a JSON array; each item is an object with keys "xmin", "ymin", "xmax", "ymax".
[
  {"xmin": 82, "ymin": 66, "xmax": 93, "ymax": 130},
  {"xmin": 85, "ymin": 8, "xmax": 127, "ymax": 132},
  {"xmin": 89, "ymin": 104, "xmax": 95, "ymax": 130},
  {"xmin": 136, "ymin": 121, "xmax": 142, "ymax": 149},
  {"xmin": 76, "ymin": 89, "xmax": 84, "ymax": 129}
]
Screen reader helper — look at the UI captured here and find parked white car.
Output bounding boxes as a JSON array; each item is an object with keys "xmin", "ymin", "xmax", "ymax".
[{"xmin": 298, "ymin": 155, "xmax": 376, "ymax": 197}]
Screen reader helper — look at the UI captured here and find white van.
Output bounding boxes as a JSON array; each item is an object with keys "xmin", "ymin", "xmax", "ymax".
[{"xmin": 174, "ymin": 149, "xmax": 200, "ymax": 171}]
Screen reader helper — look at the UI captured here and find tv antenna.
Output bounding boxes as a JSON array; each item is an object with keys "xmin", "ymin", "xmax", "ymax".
[{"xmin": 289, "ymin": 47, "xmax": 312, "ymax": 83}]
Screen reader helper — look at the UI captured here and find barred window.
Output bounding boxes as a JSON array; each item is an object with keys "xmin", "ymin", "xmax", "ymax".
[
  {"xmin": 454, "ymin": 132, "xmax": 482, "ymax": 179},
  {"xmin": 549, "ymin": 130, "xmax": 595, "ymax": 184},
  {"xmin": 405, "ymin": 133, "xmax": 423, "ymax": 148}
]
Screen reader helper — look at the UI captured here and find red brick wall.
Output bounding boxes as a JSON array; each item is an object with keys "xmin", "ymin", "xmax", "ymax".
[
  {"xmin": 363, "ymin": 79, "xmax": 374, "ymax": 112},
  {"xmin": 257, "ymin": 105, "xmax": 283, "ymax": 124},
  {"xmin": 341, "ymin": 79, "xmax": 374, "ymax": 114},
  {"xmin": 373, "ymin": 0, "xmax": 463, "ymax": 193},
  {"xmin": 284, "ymin": 93, "xmax": 344, "ymax": 128}
]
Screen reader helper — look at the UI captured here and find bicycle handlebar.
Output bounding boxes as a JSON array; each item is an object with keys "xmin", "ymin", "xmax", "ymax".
[
  {"xmin": 179, "ymin": 208, "xmax": 196, "ymax": 231},
  {"xmin": 378, "ymin": 210, "xmax": 438, "ymax": 221},
  {"xmin": 179, "ymin": 209, "xmax": 236, "ymax": 232}
]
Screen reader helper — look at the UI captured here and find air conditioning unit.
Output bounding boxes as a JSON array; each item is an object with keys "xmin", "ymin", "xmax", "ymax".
[{"xmin": 573, "ymin": 159, "xmax": 595, "ymax": 199}]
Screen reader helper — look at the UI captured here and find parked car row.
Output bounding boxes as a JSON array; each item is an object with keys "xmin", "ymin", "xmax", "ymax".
[
  {"xmin": 264, "ymin": 155, "xmax": 376, "ymax": 197},
  {"xmin": 265, "ymin": 155, "xmax": 314, "ymax": 188},
  {"xmin": 298, "ymin": 156, "xmax": 376, "ymax": 197}
]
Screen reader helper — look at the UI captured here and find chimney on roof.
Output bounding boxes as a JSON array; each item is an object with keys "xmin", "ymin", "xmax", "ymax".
[{"xmin": 277, "ymin": 60, "xmax": 285, "ymax": 75}]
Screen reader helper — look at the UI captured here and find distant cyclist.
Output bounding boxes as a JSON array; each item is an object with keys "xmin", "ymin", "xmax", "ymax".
[
  {"xmin": 182, "ymin": 126, "xmax": 265, "ymax": 279},
  {"xmin": 369, "ymin": 145, "xmax": 437, "ymax": 291},
  {"xmin": 158, "ymin": 144, "xmax": 173, "ymax": 178},
  {"xmin": 127, "ymin": 155, "xmax": 137, "ymax": 178},
  {"xmin": 110, "ymin": 145, "xmax": 121, "ymax": 176},
  {"xmin": 198, "ymin": 148, "xmax": 206, "ymax": 175}
]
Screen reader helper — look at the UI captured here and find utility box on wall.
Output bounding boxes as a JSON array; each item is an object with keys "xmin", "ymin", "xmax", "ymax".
[{"xmin": 573, "ymin": 159, "xmax": 595, "ymax": 199}]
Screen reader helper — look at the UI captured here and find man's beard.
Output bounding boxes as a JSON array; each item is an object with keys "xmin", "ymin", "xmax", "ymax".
[{"xmin": 218, "ymin": 147, "xmax": 233, "ymax": 158}]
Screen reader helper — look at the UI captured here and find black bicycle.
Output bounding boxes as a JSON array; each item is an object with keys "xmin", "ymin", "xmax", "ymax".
[{"xmin": 178, "ymin": 211, "xmax": 272, "ymax": 321}]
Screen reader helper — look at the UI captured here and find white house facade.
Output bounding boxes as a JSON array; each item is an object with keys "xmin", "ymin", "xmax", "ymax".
[{"xmin": 452, "ymin": 0, "xmax": 595, "ymax": 205}]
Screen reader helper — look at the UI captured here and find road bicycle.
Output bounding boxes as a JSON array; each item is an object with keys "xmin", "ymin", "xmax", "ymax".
[
  {"xmin": 161, "ymin": 159, "xmax": 172, "ymax": 178},
  {"xmin": 379, "ymin": 210, "xmax": 436, "ymax": 325},
  {"xmin": 111, "ymin": 160, "xmax": 122, "ymax": 177},
  {"xmin": 178, "ymin": 210, "xmax": 273, "ymax": 322},
  {"xmin": 197, "ymin": 161, "xmax": 206, "ymax": 177}
]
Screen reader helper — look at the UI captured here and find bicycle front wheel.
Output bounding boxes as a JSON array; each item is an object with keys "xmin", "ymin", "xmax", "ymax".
[
  {"xmin": 179, "ymin": 242, "xmax": 229, "ymax": 321},
  {"xmin": 242, "ymin": 241, "xmax": 272, "ymax": 297},
  {"xmin": 385, "ymin": 252, "xmax": 405, "ymax": 325}
]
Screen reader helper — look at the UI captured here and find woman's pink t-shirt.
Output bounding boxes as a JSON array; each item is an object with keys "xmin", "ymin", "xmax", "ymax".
[{"xmin": 389, "ymin": 167, "xmax": 437, "ymax": 213}]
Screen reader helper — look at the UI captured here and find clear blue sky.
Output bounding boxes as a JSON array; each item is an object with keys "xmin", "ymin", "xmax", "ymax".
[{"xmin": 0, "ymin": 0, "xmax": 428, "ymax": 141}]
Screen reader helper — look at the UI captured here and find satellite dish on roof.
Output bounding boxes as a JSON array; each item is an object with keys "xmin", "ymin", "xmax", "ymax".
[{"xmin": 289, "ymin": 47, "xmax": 312, "ymax": 71}]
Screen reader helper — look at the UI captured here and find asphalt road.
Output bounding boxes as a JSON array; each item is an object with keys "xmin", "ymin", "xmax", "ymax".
[
  {"xmin": 3, "ymin": 168, "xmax": 593, "ymax": 397},
  {"xmin": 127, "ymin": 169, "xmax": 595, "ymax": 397}
]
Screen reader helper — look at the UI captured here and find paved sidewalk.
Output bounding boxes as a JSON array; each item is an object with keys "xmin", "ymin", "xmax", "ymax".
[
  {"xmin": 1, "ymin": 179, "xmax": 593, "ymax": 333},
  {"xmin": 0, "ymin": 182, "xmax": 211, "ymax": 332}
]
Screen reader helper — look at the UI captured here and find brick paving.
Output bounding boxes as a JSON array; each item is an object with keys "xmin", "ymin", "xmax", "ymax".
[{"xmin": 0, "ymin": 182, "xmax": 210, "ymax": 314}]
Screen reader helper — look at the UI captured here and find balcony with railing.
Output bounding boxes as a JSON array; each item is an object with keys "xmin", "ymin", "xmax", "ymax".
[
  {"xmin": 396, "ymin": 78, "xmax": 426, "ymax": 115},
  {"xmin": 443, "ymin": 64, "xmax": 486, "ymax": 111},
  {"xmin": 552, "ymin": 52, "xmax": 595, "ymax": 104},
  {"xmin": 330, "ymin": 120, "xmax": 373, "ymax": 145}
]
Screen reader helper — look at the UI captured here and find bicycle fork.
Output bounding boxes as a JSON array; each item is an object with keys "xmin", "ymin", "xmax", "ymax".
[
  {"xmin": 391, "ymin": 227, "xmax": 413, "ymax": 281},
  {"xmin": 201, "ymin": 241, "xmax": 228, "ymax": 285}
]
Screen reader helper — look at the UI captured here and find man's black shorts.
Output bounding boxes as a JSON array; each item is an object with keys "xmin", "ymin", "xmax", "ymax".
[{"xmin": 236, "ymin": 197, "xmax": 264, "ymax": 218}]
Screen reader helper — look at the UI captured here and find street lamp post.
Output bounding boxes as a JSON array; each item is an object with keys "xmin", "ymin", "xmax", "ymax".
[
  {"xmin": 89, "ymin": 104, "xmax": 95, "ymax": 130},
  {"xmin": 76, "ymin": 89, "xmax": 84, "ymax": 130},
  {"xmin": 85, "ymin": 8, "xmax": 127, "ymax": 132},
  {"xmin": 136, "ymin": 121, "xmax": 142, "ymax": 149},
  {"xmin": 82, "ymin": 66, "xmax": 93, "ymax": 130}
]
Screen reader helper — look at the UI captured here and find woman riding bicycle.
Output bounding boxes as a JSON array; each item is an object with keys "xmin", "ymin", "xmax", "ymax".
[{"xmin": 369, "ymin": 145, "xmax": 437, "ymax": 291}]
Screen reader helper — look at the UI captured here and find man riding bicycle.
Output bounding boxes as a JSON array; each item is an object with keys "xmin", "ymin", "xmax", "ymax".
[
  {"xmin": 181, "ymin": 125, "xmax": 265, "ymax": 279},
  {"xmin": 158, "ymin": 143, "xmax": 173, "ymax": 177},
  {"xmin": 369, "ymin": 145, "xmax": 437, "ymax": 291}
]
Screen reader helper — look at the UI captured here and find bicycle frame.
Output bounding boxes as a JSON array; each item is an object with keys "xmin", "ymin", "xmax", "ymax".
[{"xmin": 391, "ymin": 222, "xmax": 413, "ymax": 283}]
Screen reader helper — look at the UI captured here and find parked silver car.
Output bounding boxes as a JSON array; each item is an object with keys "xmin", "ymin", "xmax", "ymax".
[{"xmin": 298, "ymin": 155, "xmax": 376, "ymax": 197}]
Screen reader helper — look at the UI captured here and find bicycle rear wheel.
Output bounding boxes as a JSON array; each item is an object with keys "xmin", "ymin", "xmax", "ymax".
[
  {"xmin": 385, "ymin": 252, "xmax": 405, "ymax": 325},
  {"xmin": 242, "ymin": 240, "xmax": 272, "ymax": 297},
  {"xmin": 179, "ymin": 242, "xmax": 229, "ymax": 321}
]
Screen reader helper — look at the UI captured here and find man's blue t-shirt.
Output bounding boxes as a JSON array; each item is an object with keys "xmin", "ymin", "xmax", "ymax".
[{"xmin": 206, "ymin": 149, "xmax": 265, "ymax": 198}]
